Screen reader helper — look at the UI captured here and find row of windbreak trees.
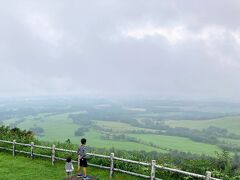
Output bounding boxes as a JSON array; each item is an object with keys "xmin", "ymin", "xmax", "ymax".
[
  {"xmin": 69, "ymin": 112, "xmax": 240, "ymax": 153},
  {"xmin": 0, "ymin": 125, "xmax": 239, "ymax": 179}
]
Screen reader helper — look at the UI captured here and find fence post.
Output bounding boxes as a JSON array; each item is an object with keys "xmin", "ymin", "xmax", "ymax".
[
  {"xmin": 30, "ymin": 142, "xmax": 34, "ymax": 159},
  {"xmin": 52, "ymin": 144, "xmax": 55, "ymax": 165},
  {"xmin": 12, "ymin": 140, "xmax": 16, "ymax": 157},
  {"xmin": 151, "ymin": 160, "xmax": 156, "ymax": 180},
  {"xmin": 206, "ymin": 171, "xmax": 211, "ymax": 180},
  {"xmin": 110, "ymin": 152, "xmax": 114, "ymax": 179}
]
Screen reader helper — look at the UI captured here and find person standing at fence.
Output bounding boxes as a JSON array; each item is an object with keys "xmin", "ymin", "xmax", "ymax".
[
  {"xmin": 65, "ymin": 157, "xmax": 74, "ymax": 180},
  {"xmin": 77, "ymin": 138, "xmax": 90, "ymax": 180}
]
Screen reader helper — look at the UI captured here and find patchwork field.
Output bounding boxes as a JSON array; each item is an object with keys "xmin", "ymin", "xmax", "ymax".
[
  {"xmin": 2, "ymin": 113, "xmax": 223, "ymax": 155},
  {"xmin": 95, "ymin": 120, "xmax": 157, "ymax": 133},
  {"xmin": 165, "ymin": 116, "xmax": 240, "ymax": 135},
  {"xmin": 220, "ymin": 138, "xmax": 240, "ymax": 145},
  {"xmin": 1, "ymin": 99, "xmax": 240, "ymax": 157},
  {"xmin": 128, "ymin": 134, "xmax": 221, "ymax": 156}
]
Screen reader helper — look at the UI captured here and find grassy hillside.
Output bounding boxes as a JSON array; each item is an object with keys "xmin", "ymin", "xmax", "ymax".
[{"xmin": 0, "ymin": 152, "xmax": 142, "ymax": 180}]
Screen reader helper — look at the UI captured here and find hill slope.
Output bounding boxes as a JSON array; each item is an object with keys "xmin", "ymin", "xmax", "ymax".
[{"xmin": 0, "ymin": 152, "xmax": 142, "ymax": 180}]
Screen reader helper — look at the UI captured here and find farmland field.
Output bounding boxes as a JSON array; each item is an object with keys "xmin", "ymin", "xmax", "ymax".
[
  {"xmin": 220, "ymin": 138, "xmax": 240, "ymax": 145},
  {"xmin": 128, "ymin": 134, "xmax": 221, "ymax": 156},
  {"xmin": 0, "ymin": 113, "xmax": 225, "ymax": 155},
  {"xmin": 165, "ymin": 116, "xmax": 240, "ymax": 135},
  {"xmin": 1, "ymin": 98, "xmax": 240, "ymax": 156}
]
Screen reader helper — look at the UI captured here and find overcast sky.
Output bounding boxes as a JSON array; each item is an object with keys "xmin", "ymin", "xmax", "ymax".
[{"xmin": 1, "ymin": 0, "xmax": 240, "ymax": 100}]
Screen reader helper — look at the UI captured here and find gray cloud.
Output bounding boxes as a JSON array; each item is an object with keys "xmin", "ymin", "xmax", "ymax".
[{"xmin": 1, "ymin": 0, "xmax": 240, "ymax": 99}]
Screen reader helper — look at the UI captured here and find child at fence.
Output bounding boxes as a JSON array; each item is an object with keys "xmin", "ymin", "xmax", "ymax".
[
  {"xmin": 77, "ymin": 138, "xmax": 90, "ymax": 180},
  {"xmin": 65, "ymin": 157, "xmax": 74, "ymax": 180}
]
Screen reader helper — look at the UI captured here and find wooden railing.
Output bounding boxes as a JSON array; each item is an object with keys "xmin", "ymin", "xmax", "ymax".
[{"xmin": 0, "ymin": 139, "xmax": 221, "ymax": 180}]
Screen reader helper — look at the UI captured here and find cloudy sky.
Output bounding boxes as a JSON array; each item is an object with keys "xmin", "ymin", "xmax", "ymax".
[{"xmin": 1, "ymin": 0, "xmax": 240, "ymax": 99}]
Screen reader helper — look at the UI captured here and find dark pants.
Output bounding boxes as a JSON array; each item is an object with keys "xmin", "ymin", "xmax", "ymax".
[{"xmin": 79, "ymin": 158, "xmax": 87, "ymax": 167}]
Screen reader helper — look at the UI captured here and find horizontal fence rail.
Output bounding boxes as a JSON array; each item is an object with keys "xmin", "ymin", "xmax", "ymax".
[{"xmin": 0, "ymin": 139, "xmax": 221, "ymax": 180}]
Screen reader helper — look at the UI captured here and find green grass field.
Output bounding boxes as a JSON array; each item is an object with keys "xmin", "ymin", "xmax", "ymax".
[
  {"xmin": 15, "ymin": 114, "xmax": 164, "ymax": 152},
  {"xmin": 15, "ymin": 114, "xmax": 160, "ymax": 152},
  {"xmin": 128, "ymin": 134, "xmax": 221, "ymax": 156},
  {"xmin": 95, "ymin": 120, "xmax": 157, "ymax": 133},
  {"xmin": 36, "ymin": 116, "xmax": 219, "ymax": 154},
  {"xmin": 0, "ymin": 152, "xmax": 142, "ymax": 180},
  {"xmin": 219, "ymin": 138, "xmax": 240, "ymax": 145},
  {"xmin": 40, "ymin": 129, "xmax": 163, "ymax": 152},
  {"xmin": 165, "ymin": 116, "xmax": 240, "ymax": 135},
  {"xmin": 2, "ymin": 113, "xmax": 239, "ymax": 156}
]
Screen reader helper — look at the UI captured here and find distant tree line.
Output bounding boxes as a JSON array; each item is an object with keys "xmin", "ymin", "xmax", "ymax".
[
  {"xmin": 74, "ymin": 127, "xmax": 89, "ymax": 136},
  {"xmin": 29, "ymin": 127, "xmax": 44, "ymax": 136},
  {"xmin": 139, "ymin": 119, "xmax": 240, "ymax": 145},
  {"xmin": 101, "ymin": 133, "xmax": 170, "ymax": 151},
  {"xmin": 68, "ymin": 114, "xmax": 93, "ymax": 125}
]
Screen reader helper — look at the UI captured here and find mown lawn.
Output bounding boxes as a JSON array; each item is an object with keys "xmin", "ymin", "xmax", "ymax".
[{"xmin": 0, "ymin": 152, "xmax": 142, "ymax": 180}]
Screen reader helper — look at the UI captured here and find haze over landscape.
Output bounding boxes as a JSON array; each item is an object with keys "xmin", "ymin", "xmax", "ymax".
[{"xmin": 1, "ymin": 1, "xmax": 240, "ymax": 179}]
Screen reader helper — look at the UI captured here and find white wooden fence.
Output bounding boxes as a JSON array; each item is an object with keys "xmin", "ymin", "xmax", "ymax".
[{"xmin": 0, "ymin": 139, "xmax": 221, "ymax": 180}]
